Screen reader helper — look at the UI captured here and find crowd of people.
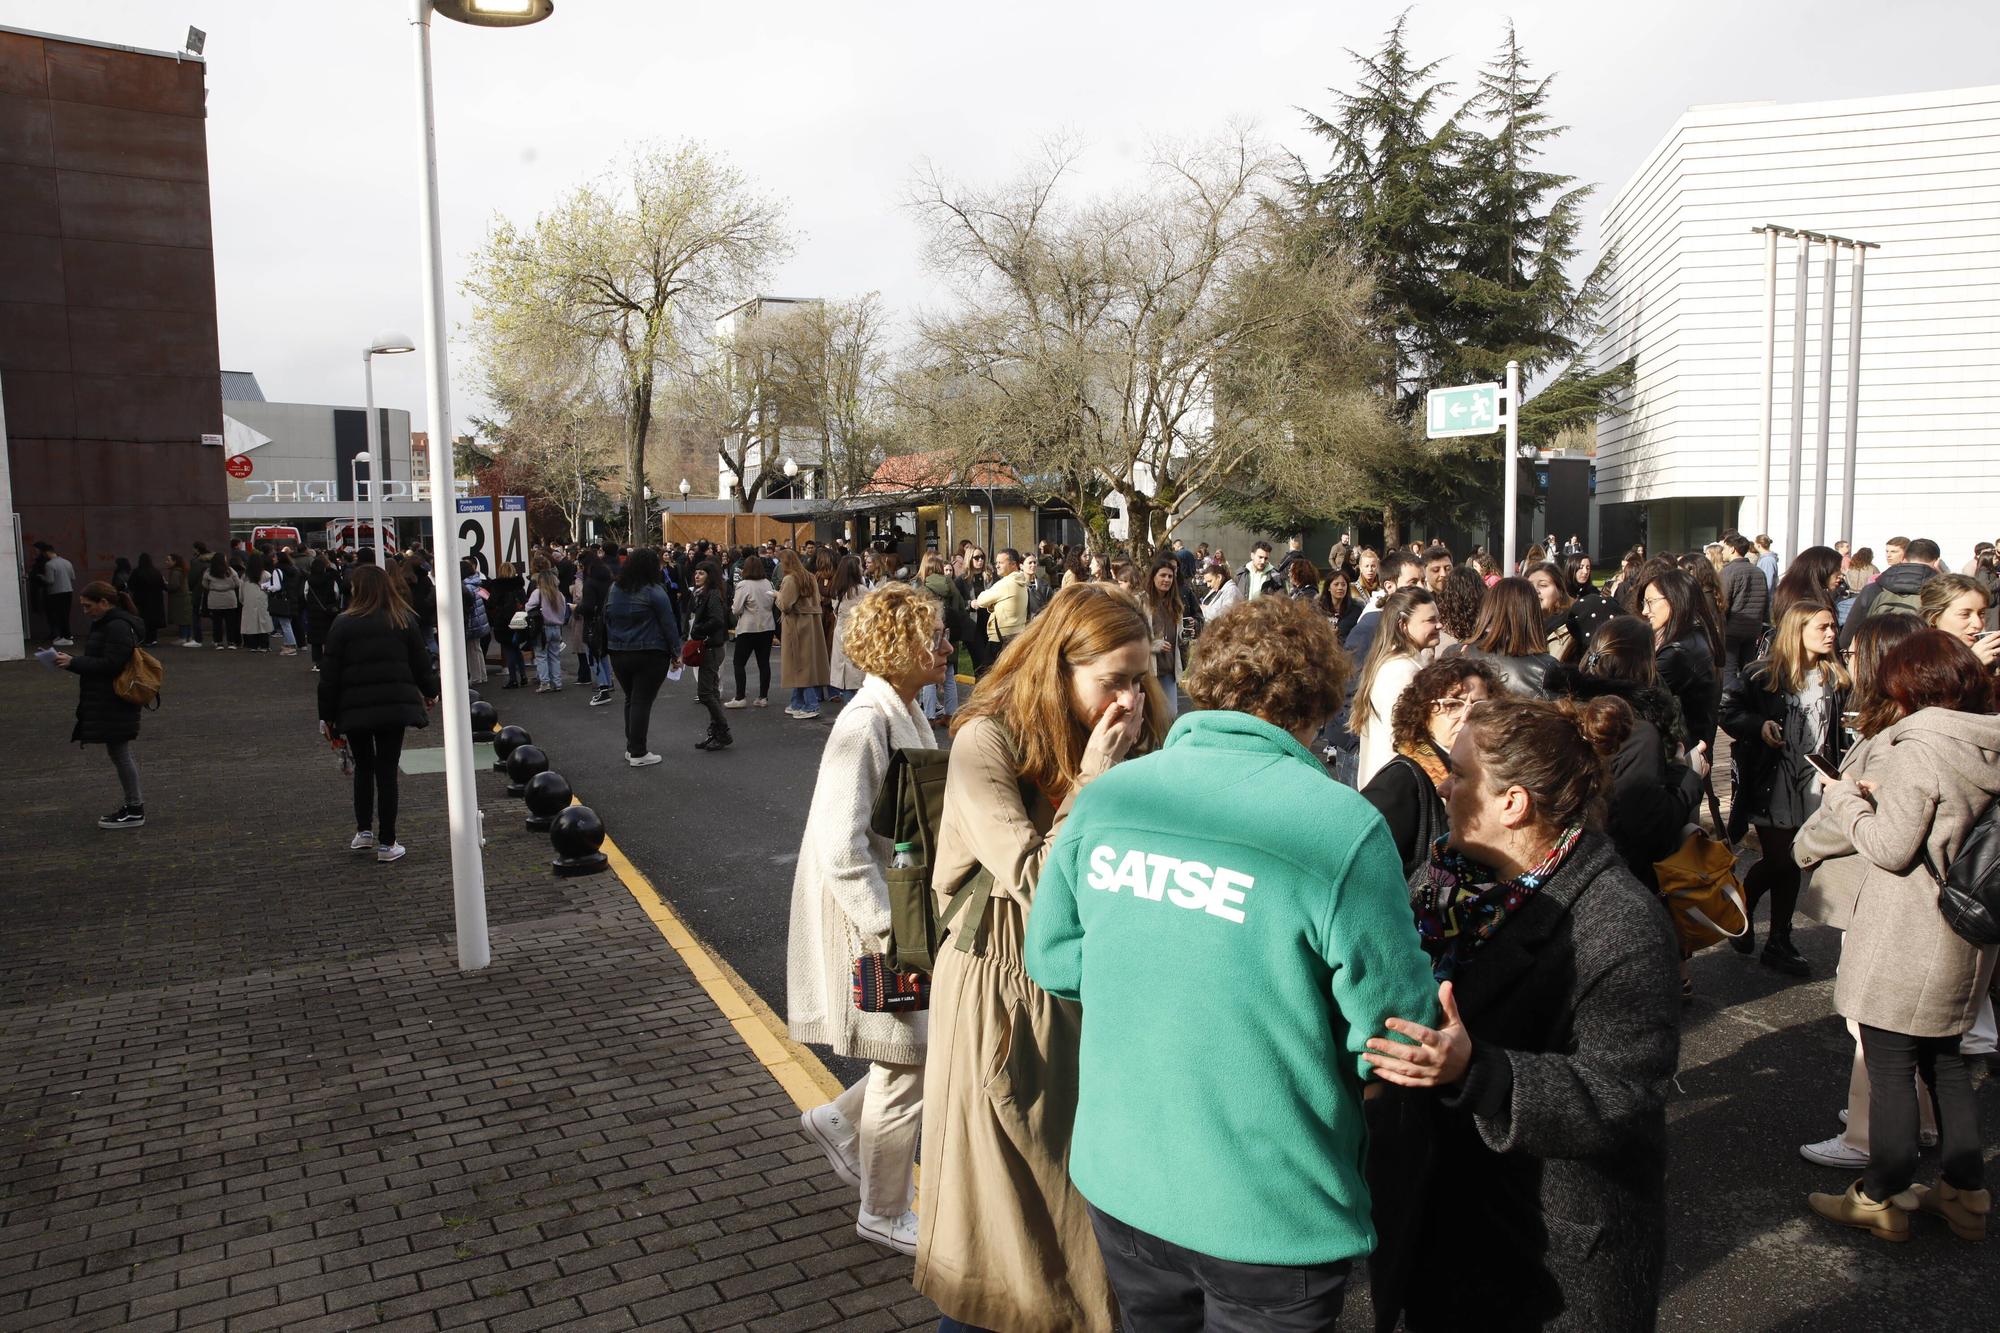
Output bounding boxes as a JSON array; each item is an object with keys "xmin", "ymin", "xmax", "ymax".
[
  {"xmin": 775, "ymin": 525, "xmax": 2000, "ymax": 1331},
  {"xmin": 36, "ymin": 516, "xmax": 2000, "ymax": 1327}
]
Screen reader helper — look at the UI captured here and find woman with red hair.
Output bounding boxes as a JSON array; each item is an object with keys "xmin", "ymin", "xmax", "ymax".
[{"xmin": 1796, "ymin": 630, "xmax": 2000, "ymax": 1243}]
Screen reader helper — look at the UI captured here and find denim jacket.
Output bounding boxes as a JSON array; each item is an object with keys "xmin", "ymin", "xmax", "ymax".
[{"xmin": 604, "ymin": 583, "xmax": 683, "ymax": 654}]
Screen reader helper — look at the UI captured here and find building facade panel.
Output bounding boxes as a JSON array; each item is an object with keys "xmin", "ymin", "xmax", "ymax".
[
  {"xmin": 0, "ymin": 25, "xmax": 226, "ymax": 591},
  {"xmin": 1594, "ymin": 85, "xmax": 2000, "ymax": 560}
]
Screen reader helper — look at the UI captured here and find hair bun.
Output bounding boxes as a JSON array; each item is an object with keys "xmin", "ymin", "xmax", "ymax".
[{"xmin": 1570, "ymin": 694, "xmax": 1634, "ymax": 757}]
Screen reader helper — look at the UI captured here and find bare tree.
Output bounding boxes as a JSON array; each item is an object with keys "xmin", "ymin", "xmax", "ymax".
[
  {"xmin": 462, "ymin": 141, "xmax": 790, "ymax": 540},
  {"xmin": 904, "ymin": 131, "xmax": 1389, "ymax": 555}
]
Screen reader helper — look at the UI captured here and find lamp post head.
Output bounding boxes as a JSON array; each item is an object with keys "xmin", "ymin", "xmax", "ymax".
[
  {"xmin": 433, "ymin": 0, "xmax": 554, "ymax": 26},
  {"xmin": 783, "ymin": 457, "xmax": 799, "ymax": 479},
  {"xmin": 678, "ymin": 479, "xmax": 691, "ymax": 499},
  {"xmin": 353, "ymin": 450, "xmax": 373, "ymax": 464},
  {"xmin": 368, "ymin": 331, "xmax": 417, "ymax": 356}
]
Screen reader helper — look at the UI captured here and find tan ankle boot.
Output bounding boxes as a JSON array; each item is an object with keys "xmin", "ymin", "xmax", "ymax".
[
  {"xmin": 1808, "ymin": 1180, "xmax": 1915, "ymax": 1242},
  {"xmin": 1911, "ymin": 1181, "xmax": 1991, "ymax": 1242}
]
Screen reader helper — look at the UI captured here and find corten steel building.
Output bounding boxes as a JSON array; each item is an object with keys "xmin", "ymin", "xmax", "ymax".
[{"xmin": 0, "ymin": 25, "xmax": 227, "ymax": 583}]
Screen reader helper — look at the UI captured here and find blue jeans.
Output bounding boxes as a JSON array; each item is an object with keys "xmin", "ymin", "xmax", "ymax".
[
  {"xmin": 789, "ymin": 685, "xmax": 821, "ymax": 713},
  {"xmin": 536, "ymin": 623, "xmax": 564, "ymax": 686},
  {"xmin": 918, "ymin": 673, "xmax": 959, "ymax": 719},
  {"xmin": 275, "ymin": 615, "xmax": 298, "ymax": 648}
]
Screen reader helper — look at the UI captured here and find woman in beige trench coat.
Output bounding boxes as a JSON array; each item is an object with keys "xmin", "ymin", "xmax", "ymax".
[
  {"xmin": 1794, "ymin": 630, "xmax": 2000, "ymax": 1242},
  {"xmin": 776, "ymin": 549, "xmax": 831, "ymax": 717},
  {"xmin": 916, "ymin": 584, "xmax": 1169, "ymax": 1333}
]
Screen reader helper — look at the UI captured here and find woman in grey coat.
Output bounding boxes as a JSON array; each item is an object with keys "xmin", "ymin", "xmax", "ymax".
[
  {"xmin": 1365, "ymin": 694, "xmax": 1682, "ymax": 1332},
  {"xmin": 1794, "ymin": 629, "xmax": 2000, "ymax": 1243}
]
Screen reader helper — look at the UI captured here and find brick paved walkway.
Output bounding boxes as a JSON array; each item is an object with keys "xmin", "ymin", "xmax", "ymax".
[{"xmin": 0, "ymin": 650, "xmax": 933, "ymax": 1331}]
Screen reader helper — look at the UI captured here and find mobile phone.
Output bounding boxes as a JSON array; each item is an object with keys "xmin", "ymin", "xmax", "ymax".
[{"xmin": 1804, "ymin": 753, "xmax": 1841, "ymax": 782}]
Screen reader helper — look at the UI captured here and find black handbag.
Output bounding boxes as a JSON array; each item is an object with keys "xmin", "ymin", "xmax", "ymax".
[{"xmin": 1923, "ymin": 799, "xmax": 2000, "ymax": 947}]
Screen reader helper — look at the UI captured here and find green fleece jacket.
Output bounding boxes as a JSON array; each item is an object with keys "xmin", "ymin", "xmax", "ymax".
[{"xmin": 1024, "ymin": 709, "xmax": 1440, "ymax": 1266}]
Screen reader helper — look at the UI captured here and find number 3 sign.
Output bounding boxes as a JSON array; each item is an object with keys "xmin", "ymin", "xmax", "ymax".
[{"xmin": 455, "ymin": 497, "xmax": 495, "ymax": 576}]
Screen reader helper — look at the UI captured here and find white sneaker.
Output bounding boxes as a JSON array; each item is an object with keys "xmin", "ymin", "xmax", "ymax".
[
  {"xmin": 753, "ymin": 698, "xmax": 768, "ymax": 708},
  {"xmin": 793, "ymin": 709, "xmax": 821, "ymax": 720},
  {"xmin": 350, "ymin": 831, "xmax": 376, "ymax": 852},
  {"xmin": 856, "ymin": 1208, "xmax": 919, "ymax": 1257},
  {"xmin": 180, "ymin": 640, "xmax": 202, "ymax": 648},
  {"xmin": 376, "ymin": 842, "xmax": 406, "ymax": 863},
  {"xmin": 627, "ymin": 752, "xmax": 662, "ymax": 768},
  {"xmin": 1800, "ymin": 1135, "xmax": 1869, "ymax": 1169},
  {"xmin": 723, "ymin": 697, "xmax": 748, "ymax": 709},
  {"xmin": 53, "ymin": 637, "xmax": 73, "ymax": 646},
  {"xmin": 801, "ymin": 1104, "xmax": 861, "ymax": 1188}
]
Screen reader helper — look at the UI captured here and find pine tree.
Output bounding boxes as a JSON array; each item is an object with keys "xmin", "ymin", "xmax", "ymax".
[{"xmin": 1289, "ymin": 17, "xmax": 1632, "ymax": 544}]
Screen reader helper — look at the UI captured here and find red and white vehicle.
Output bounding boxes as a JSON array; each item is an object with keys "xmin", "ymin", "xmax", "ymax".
[{"xmin": 324, "ymin": 519, "xmax": 396, "ymax": 556}]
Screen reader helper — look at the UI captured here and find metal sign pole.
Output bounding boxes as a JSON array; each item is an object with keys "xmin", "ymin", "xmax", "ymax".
[
  {"xmin": 1503, "ymin": 360, "xmax": 1520, "ymax": 571},
  {"xmin": 1839, "ymin": 244, "xmax": 1869, "ymax": 546},
  {"xmin": 1812, "ymin": 237, "xmax": 1838, "ymax": 547}
]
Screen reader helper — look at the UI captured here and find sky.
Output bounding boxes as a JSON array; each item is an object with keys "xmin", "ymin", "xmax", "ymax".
[{"xmin": 8, "ymin": 0, "xmax": 2000, "ymax": 434}]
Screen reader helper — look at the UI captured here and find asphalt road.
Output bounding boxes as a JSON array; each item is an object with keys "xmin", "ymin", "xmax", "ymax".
[{"xmin": 497, "ymin": 675, "xmax": 2000, "ymax": 1332}]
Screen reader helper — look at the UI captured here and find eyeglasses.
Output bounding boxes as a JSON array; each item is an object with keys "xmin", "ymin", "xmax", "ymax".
[{"xmin": 1431, "ymin": 696, "xmax": 1470, "ymax": 714}]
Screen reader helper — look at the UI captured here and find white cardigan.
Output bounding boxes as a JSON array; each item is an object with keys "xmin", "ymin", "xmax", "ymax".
[{"xmin": 785, "ymin": 673, "xmax": 933, "ymax": 1064}]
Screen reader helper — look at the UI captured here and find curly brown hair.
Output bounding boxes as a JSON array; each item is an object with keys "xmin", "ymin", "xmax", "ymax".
[
  {"xmin": 1185, "ymin": 595, "xmax": 1350, "ymax": 735},
  {"xmin": 1462, "ymin": 695, "xmax": 1634, "ymax": 833},
  {"xmin": 1435, "ymin": 567, "xmax": 1486, "ymax": 641},
  {"xmin": 1389, "ymin": 657, "xmax": 1503, "ymax": 754}
]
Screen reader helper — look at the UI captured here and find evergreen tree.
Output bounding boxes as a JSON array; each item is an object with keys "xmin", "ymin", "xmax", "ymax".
[{"xmin": 1290, "ymin": 16, "xmax": 1632, "ymax": 544}]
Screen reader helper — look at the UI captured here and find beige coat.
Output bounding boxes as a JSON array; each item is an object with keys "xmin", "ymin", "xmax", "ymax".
[
  {"xmin": 914, "ymin": 716, "xmax": 1117, "ymax": 1333},
  {"xmin": 1795, "ymin": 708, "xmax": 2000, "ymax": 1037},
  {"xmin": 827, "ymin": 589, "xmax": 866, "ymax": 691},
  {"xmin": 784, "ymin": 675, "xmax": 932, "ymax": 1064},
  {"xmin": 777, "ymin": 572, "xmax": 830, "ymax": 689}
]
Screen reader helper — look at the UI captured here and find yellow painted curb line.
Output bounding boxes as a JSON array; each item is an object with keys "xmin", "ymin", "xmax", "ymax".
[{"xmin": 598, "ymin": 829, "xmax": 845, "ymax": 1111}]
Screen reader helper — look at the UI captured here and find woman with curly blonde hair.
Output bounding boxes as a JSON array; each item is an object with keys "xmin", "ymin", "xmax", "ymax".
[
  {"xmin": 916, "ymin": 584, "xmax": 1169, "ymax": 1333},
  {"xmin": 787, "ymin": 583, "xmax": 953, "ymax": 1255}
]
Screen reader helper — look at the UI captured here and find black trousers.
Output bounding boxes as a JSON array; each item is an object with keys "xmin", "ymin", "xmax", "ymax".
[
  {"xmin": 347, "ymin": 726, "xmax": 406, "ymax": 843},
  {"xmin": 696, "ymin": 652, "xmax": 728, "ymax": 737},
  {"xmin": 1086, "ymin": 1204, "xmax": 1351, "ymax": 1332},
  {"xmin": 609, "ymin": 649, "xmax": 672, "ymax": 758},
  {"xmin": 1745, "ymin": 823, "xmax": 1801, "ymax": 944},
  {"xmin": 46, "ymin": 590, "xmax": 73, "ymax": 640},
  {"xmin": 733, "ymin": 630, "xmax": 774, "ymax": 700},
  {"xmin": 1860, "ymin": 1024, "xmax": 1984, "ymax": 1201},
  {"xmin": 1723, "ymin": 633, "xmax": 1760, "ymax": 689}
]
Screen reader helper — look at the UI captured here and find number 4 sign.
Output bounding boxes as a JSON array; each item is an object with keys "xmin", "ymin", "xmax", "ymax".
[{"xmin": 496, "ymin": 497, "xmax": 527, "ymax": 570}]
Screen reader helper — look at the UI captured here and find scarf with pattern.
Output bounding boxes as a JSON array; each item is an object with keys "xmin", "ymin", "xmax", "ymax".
[{"xmin": 1414, "ymin": 823, "xmax": 1584, "ymax": 981}]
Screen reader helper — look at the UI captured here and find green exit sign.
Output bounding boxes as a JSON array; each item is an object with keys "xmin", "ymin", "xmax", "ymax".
[{"xmin": 1426, "ymin": 383, "xmax": 1502, "ymax": 438}]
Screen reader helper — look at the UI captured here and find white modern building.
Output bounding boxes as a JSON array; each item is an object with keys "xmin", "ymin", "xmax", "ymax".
[{"xmin": 1593, "ymin": 85, "xmax": 2000, "ymax": 564}]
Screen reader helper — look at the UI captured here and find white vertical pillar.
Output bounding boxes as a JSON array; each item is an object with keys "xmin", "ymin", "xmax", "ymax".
[
  {"xmin": 1784, "ymin": 237, "xmax": 1809, "ymax": 562},
  {"xmin": 1838, "ymin": 245, "xmax": 1868, "ymax": 548},
  {"xmin": 1811, "ymin": 237, "xmax": 1838, "ymax": 547},
  {"xmin": 411, "ymin": 0, "xmax": 490, "ymax": 972},
  {"xmin": 0, "ymin": 371, "xmax": 25, "ymax": 661}
]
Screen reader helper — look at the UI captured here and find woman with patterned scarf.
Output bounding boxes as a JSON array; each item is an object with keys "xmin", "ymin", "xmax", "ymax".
[
  {"xmin": 1359, "ymin": 695, "xmax": 1685, "ymax": 1333},
  {"xmin": 1360, "ymin": 656, "xmax": 1502, "ymax": 878}
]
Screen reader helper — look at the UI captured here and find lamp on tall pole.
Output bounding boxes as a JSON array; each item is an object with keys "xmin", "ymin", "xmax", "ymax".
[
  {"xmin": 408, "ymin": 0, "xmax": 554, "ymax": 973},
  {"xmin": 364, "ymin": 331, "xmax": 416, "ymax": 565}
]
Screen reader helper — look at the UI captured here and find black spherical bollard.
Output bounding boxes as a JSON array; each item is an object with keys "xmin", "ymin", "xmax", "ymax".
[
  {"xmin": 491, "ymin": 725, "xmax": 530, "ymax": 773},
  {"xmin": 470, "ymin": 699, "xmax": 499, "ymax": 742},
  {"xmin": 550, "ymin": 804, "xmax": 608, "ymax": 877},
  {"xmin": 467, "ymin": 687, "xmax": 482, "ymax": 705},
  {"xmin": 505, "ymin": 744, "xmax": 549, "ymax": 798},
  {"xmin": 523, "ymin": 770, "xmax": 573, "ymax": 833}
]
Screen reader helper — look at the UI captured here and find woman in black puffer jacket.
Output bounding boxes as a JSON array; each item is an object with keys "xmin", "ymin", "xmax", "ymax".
[
  {"xmin": 688, "ymin": 560, "xmax": 732, "ymax": 751},
  {"xmin": 318, "ymin": 564, "xmax": 439, "ymax": 864},
  {"xmin": 303, "ymin": 554, "xmax": 344, "ymax": 671},
  {"xmin": 56, "ymin": 581, "xmax": 149, "ymax": 830}
]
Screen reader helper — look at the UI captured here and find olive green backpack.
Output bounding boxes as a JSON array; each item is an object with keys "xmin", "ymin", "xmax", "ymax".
[{"xmin": 869, "ymin": 745, "xmax": 997, "ymax": 975}]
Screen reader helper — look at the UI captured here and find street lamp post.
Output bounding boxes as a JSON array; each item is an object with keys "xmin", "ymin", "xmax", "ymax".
[
  {"xmin": 349, "ymin": 451, "xmax": 371, "ymax": 554},
  {"xmin": 408, "ymin": 0, "xmax": 554, "ymax": 973},
  {"xmin": 364, "ymin": 332, "xmax": 416, "ymax": 565}
]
